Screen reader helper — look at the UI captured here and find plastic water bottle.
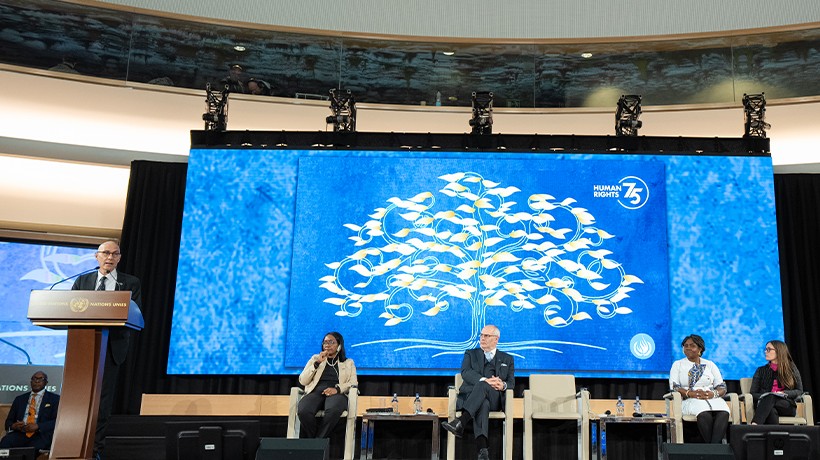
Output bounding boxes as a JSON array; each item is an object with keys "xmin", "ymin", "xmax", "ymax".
[
  {"xmin": 633, "ymin": 396, "xmax": 642, "ymax": 414},
  {"xmin": 435, "ymin": 91, "xmax": 442, "ymax": 106},
  {"xmin": 391, "ymin": 393, "xmax": 399, "ymax": 413},
  {"xmin": 414, "ymin": 393, "xmax": 423, "ymax": 414},
  {"xmin": 615, "ymin": 396, "xmax": 625, "ymax": 416}
]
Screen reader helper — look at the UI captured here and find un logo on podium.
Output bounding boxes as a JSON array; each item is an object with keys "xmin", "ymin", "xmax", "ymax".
[{"xmin": 70, "ymin": 297, "xmax": 89, "ymax": 313}]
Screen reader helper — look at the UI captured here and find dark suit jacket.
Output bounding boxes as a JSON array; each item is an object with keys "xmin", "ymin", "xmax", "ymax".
[
  {"xmin": 71, "ymin": 271, "xmax": 142, "ymax": 364},
  {"xmin": 4, "ymin": 391, "xmax": 60, "ymax": 445},
  {"xmin": 458, "ymin": 348, "xmax": 515, "ymax": 404}
]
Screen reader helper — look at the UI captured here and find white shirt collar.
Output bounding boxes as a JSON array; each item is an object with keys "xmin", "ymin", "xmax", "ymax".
[{"xmin": 97, "ymin": 269, "xmax": 118, "ymax": 282}]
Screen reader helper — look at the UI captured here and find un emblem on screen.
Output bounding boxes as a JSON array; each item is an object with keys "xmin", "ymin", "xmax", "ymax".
[
  {"xmin": 70, "ymin": 297, "xmax": 89, "ymax": 313},
  {"xmin": 617, "ymin": 176, "xmax": 649, "ymax": 210},
  {"xmin": 630, "ymin": 333, "xmax": 655, "ymax": 359}
]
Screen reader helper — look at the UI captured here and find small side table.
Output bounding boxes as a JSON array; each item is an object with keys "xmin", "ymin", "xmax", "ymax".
[
  {"xmin": 360, "ymin": 412, "xmax": 440, "ymax": 460},
  {"xmin": 591, "ymin": 415, "xmax": 677, "ymax": 460}
]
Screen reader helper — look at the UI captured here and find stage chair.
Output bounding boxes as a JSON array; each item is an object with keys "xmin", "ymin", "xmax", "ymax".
[
  {"xmin": 286, "ymin": 385, "xmax": 358, "ymax": 460},
  {"xmin": 739, "ymin": 377, "xmax": 813, "ymax": 425},
  {"xmin": 663, "ymin": 390, "xmax": 740, "ymax": 442},
  {"xmin": 523, "ymin": 374, "xmax": 589, "ymax": 460},
  {"xmin": 447, "ymin": 373, "xmax": 514, "ymax": 460}
]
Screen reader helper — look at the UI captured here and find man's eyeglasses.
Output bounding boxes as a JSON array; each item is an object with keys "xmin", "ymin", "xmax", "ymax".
[
  {"xmin": 31, "ymin": 376, "xmax": 46, "ymax": 382},
  {"xmin": 479, "ymin": 334, "xmax": 498, "ymax": 339},
  {"xmin": 97, "ymin": 251, "xmax": 121, "ymax": 258}
]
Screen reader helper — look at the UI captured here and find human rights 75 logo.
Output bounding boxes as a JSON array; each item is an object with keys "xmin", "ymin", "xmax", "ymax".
[{"xmin": 617, "ymin": 176, "xmax": 649, "ymax": 210}]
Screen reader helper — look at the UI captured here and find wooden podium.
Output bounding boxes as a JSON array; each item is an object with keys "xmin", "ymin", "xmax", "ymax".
[{"xmin": 28, "ymin": 290, "xmax": 144, "ymax": 460}]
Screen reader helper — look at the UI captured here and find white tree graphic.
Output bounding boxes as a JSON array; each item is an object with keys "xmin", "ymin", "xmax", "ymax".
[{"xmin": 320, "ymin": 172, "xmax": 643, "ymax": 355}]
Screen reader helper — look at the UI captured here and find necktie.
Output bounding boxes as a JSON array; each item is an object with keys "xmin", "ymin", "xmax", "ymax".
[
  {"xmin": 97, "ymin": 276, "xmax": 107, "ymax": 291},
  {"xmin": 25, "ymin": 394, "xmax": 36, "ymax": 438}
]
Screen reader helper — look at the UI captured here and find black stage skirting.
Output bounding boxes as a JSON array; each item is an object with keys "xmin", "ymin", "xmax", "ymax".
[{"xmin": 103, "ymin": 414, "xmax": 709, "ymax": 460}]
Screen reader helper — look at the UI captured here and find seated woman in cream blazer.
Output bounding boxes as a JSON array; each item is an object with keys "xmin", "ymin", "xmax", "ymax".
[{"xmin": 297, "ymin": 331, "xmax": 357, "ymax": 438}]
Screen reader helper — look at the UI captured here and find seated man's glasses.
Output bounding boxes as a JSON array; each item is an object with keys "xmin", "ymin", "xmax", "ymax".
[{"xmin": 97, "ymin": 251, "xmax": 121, "ymax": 258}]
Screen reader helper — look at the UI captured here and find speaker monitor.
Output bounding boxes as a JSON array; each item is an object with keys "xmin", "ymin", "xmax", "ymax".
[
  {"xmin": 662, "ymin": 442, "xmax": 734, "ymax": 460},
  {"xmin": 255, "ymin": 437, "xmax": 329, "ymax": 460},
  {"xmin": 729, "ymin": 424, "xmax": 820, "ymax": 460},
  {"xmin": 0, "ymin": 447, "xmax": 38, "ymax": 460}
]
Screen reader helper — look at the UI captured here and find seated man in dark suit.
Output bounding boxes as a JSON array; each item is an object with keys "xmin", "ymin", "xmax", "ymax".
[
  {"xmin": 442, "ymin": 325, "xmax": 515, "ymax": 460},
  {"xmin": 1, "ymin": 371, "xmax": 60, "ymax": 451},
  {"xmin": 72, "ymin": 240, "xmax": 142, "ymax": 459}
]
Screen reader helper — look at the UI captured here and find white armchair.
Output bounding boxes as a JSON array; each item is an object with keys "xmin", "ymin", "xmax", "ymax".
[
  {"xmin": 663, "ymin": 390, "xmax": 740, "ymax": 442},
  {"xmin": 286, "ymin": 386, "xmax": 358, "ymax": 460},
  {"xmin": 447, "ymin": 373, "xmax": 514, "ymax": 460},
  {"xmin": 523, "ymin": 374, "xmax": 589, "ymax": 460},
  {"xmin": 739, "ymin": 377, "xmax": 814, "ymax": 425}
]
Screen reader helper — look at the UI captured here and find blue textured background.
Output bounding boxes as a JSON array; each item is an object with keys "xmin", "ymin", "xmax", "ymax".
[
  {"xmin": 0, "ymin": 241, "xmax": 97, "ymax": 366},
  {"xmin": 169, "ymin": 150, "xmax": 783, "ymax": 378}
]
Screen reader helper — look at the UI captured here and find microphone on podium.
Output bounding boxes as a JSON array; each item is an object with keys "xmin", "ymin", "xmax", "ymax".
[
  {"xmin": 110, "ymin": 271, "xmax": 122, "ymax": 288},
  {"xmin": 48, "ymin": 266, "xmax": 99, "ymax": 290}
]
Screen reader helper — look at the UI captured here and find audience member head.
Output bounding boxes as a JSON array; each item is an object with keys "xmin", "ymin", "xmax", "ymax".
[
  {"xmin": 147, "ymin": 76, "xmax": 175, "ymax": 86},
  {"xmin": 247, "ymin": 78, "xmax": 271, "ymax": 96},
  {"xmin": 229, "ymin": 64, "xmax": 243, "ymax": 80}
]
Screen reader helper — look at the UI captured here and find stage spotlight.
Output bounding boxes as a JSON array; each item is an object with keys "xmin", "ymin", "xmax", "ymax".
[
  {"xmin": 326, "ymin": 89, "xmax": 357, "ymax": 132},
  {"xmin": 743, "ymin": 93, "xmax": 770, "ymax": 138},
  {"xmin": 469, "ymin": 91, "xmax": 494, "ymax": 135},
  {"xmin": 202, "ymin": 82, "xmax": 229, "ymax": 131},
  {"xmin": 615, "ymin": 94, "xmax": 643, "ymax": 137}
]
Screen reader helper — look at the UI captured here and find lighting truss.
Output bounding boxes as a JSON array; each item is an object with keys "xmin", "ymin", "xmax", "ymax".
[
  {"xmin": 469, "ymin": 91, "xmax": 494, "ymax": 135},
  {"xmin": 202, "ymin": 82, "xmax": 229, "ymax": 131},
  {"xmin": 615, "ymin": 94, "xmax": 643, "ymax": 137},
  {"xmin": 326, "ymin": 89, "xmax": 356, "ymax": 132},
  {"xmin": 743, "ymin": 93, "xmax": 770, "ymax": 138}
]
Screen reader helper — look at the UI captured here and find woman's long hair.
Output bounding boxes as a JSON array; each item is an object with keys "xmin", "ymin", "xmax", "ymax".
[
  {"xmin": 769, "ymin": 340, "xmax": 796, "ymax": 389},
  {"xmin": 322, "ymin": 331, "xmax": 348, "ymax": 362}
]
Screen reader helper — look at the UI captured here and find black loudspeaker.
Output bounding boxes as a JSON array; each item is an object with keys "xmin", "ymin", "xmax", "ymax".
[
  {"xmin": 255, "ymin": 437, "xmax": 329, "ymax": 460},
  {"xmin": 0, "ymin": 447, "xmax": 38, "ymax": 460},
  {"xmin": 729, "ymin": 424, "xmax": 820, "ymax": 460},
  {"xmin": 662, "ymin": 442, "xmax": 735, "ymax": 460}
]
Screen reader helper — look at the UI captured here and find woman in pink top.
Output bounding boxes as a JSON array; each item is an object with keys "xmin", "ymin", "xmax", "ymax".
[{"xmin": 749, "ymin": 340, "xmax": 804, "ymax": 424}]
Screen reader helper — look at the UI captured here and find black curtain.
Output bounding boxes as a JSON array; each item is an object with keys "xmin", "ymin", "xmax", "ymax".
[
  {"xmin": 111, "ymin": 162, "xmax": 818, "ymax": 418},
  {"xmin": 774, "ymin": 174, "xmax": 820, "ymax": 397}
]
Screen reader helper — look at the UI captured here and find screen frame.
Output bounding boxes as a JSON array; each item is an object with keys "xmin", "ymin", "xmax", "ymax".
[{"xmin": 164, "ymin": 420, "xmax": 260, "ymax": 460}]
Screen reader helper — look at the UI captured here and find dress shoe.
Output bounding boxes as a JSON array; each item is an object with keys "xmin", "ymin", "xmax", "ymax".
[
  {"xmin": 477, "ymin": 447, "xmax": 489, "ymax": 460},
  {"xmin": 441, "ymin": 418, "xmax": 464, "ymax": 438}
]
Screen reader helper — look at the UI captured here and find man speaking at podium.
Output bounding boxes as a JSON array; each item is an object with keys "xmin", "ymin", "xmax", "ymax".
[{"xmin": 72, "ymin": 240, "xmax": 142, "ymax": 460}]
